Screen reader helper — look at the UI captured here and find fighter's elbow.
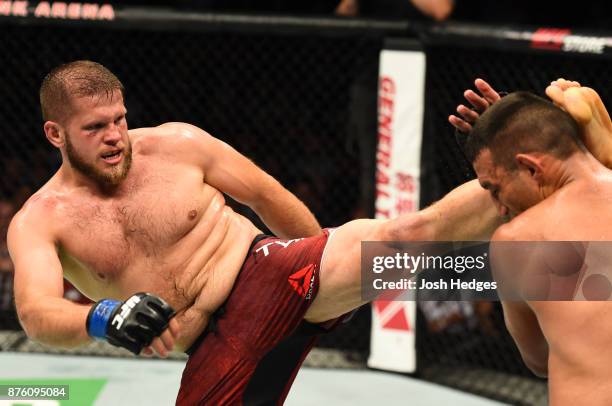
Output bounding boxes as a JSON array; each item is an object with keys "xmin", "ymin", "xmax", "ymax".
[
  {"xmin": 525, "ymin": 359, "xmax": 548, "ymax": 378},
  {"xmin": 17, "ymin": 304, "xmax": 55, "ymax": 345},
  {"xmin": 17, "ymin": 305, "xmax": 42, "ymax": 341},
  {"xmin": 503, "ymin": 316, "xmax": 549, "ymax": 378}
]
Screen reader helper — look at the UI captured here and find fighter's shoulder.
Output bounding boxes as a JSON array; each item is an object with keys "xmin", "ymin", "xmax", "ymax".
[
  {"xmin": 8, "ymin": 189, "xmax": 60, "ymax": 242},
  {"xmin": 130, "ymin": 122, "xmax": 214, "ymax": 155},
  {"xmin": 492, "ymin": 212, "xmax": 543, "ymax": 242}
]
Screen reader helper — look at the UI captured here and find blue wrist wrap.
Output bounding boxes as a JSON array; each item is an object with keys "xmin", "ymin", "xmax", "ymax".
[{"xmin": 88, "ymin": 299, "xmax": 121, "ymax": 339}]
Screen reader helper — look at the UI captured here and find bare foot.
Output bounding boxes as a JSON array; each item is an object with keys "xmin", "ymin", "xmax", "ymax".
[{"xmin": 546, "ymin": 79, "xmax": 612, "ymax": 167}]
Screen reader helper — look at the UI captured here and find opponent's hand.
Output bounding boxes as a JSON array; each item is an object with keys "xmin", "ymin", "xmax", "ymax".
[
  {"xmin": 449, "ymin": 78, "xmax": 502, "ymax": 133},
  {"xmin": 86, "ymin": 293, "xmax": 177, "ymax": 356}
]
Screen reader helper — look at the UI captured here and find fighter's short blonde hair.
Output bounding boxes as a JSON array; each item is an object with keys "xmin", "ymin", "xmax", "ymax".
[{"xmin": 39, "ymin": 60, "xmax": 124, "ymax": 123}]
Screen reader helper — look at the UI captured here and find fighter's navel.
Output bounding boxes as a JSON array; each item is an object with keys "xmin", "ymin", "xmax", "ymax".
[
  {"xmin": 188, "ymin": 209, "xmax": 198, "ymax": 220},
  {"xmin": 97, "ymin": 272, "xmax": 106, "ymax": 280}
]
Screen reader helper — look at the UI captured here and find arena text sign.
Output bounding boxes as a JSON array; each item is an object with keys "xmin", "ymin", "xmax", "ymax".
[{"xmin": 0, "ymin": 1, "xmax": 115, "ymax": 20}]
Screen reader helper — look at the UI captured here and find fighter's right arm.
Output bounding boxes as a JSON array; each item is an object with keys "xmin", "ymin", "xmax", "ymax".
[
  {"xmin": 8, "ymin": 210, "xmax": 177, "ymax": 354},
  {"xmin": 7, "ymin": 208, "xmax": 92, "ymax": 348},
  {"xmin": 501, "ymin": 300, "xmax": 548, "ymax": 378},
  {"xmin": 491, "ymin": 224, "xmax": 549, "ymax": 378}
]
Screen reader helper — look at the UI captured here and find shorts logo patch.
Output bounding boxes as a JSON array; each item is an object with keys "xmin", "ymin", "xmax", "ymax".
[{"xmin": 288, "ymin": 264, "xmax": 316, "ymax": 299}]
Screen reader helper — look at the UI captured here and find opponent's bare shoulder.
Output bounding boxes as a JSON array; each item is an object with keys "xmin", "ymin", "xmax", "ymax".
[
  {"xmin": 492, "ymin": 209, "xmax": 544, "ymax": 242},
  {"xmin": 129, "ymin": 122, "xmax": 217, "ymax": 164}
]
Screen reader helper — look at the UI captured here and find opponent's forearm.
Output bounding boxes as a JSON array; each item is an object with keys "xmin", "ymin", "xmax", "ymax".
[
  {"xmin": 253, "ymin": 191, "xmax": 322, "ymax": 239},
  {"xmin": 18, "ymin": 297, "xmax": 91, "ymax": 348},
  {"xmin": 422, "ymin": 180, "xmax": 502, "ymax": 241}
]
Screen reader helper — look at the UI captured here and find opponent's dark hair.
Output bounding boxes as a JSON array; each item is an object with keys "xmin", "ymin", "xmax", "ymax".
[
  {"xmin": 465, "ymin": 91, "xmax": 585, "ymax": 169},
  {"xmin": 40, "ymin": 60, "xmax": 124, "ymax": 123}
]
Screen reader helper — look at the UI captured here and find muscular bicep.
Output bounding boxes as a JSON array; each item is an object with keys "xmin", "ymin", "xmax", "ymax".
[
  {"xmin": 8, "ymin": 215, "xmax": 64, "ymax": 309},
  {"xmin": 161, "ymin": 122, "xmax": 320, "ymax": 238},
  {"xmin": 206, "ymin": 140, "xmax": 277, "ymax": 205}
]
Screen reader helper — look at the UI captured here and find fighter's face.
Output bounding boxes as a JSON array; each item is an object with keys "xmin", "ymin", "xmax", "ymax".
[
  {"xmin": 62, "ymin": 91, "xmax": 132, "ymax": 188},
  {"xmin": 473, "ymin": 149, "xmax": 542, "ymax": 219}
]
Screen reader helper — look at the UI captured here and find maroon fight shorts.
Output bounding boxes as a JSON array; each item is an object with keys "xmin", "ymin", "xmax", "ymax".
[{"xmin": 177, "ymin": 228, "xmax": 348, "ymax": 405}]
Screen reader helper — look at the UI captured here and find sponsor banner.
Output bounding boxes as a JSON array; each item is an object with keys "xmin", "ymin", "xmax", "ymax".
[
  {"xmin": 530, "ymin": 28, "xmax": 608, "ymax": 54},
  {"xmin": 427, "ymin": 23, "xmax": 612, "ymax": 57},
  {"xmin": 374, "ymin": 50, "xmax": 424, "ymax": 219},
  {"xmin": 369, "ymin": 48, "xmax": 425, "ymax": 373}
]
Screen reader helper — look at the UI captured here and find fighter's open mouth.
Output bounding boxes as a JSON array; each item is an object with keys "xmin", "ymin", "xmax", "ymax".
[
  {"xmin": 102, "ymin": 151, "xmax": 121, "ymax": 158},
  {"xmin": 102, "ymin": 150, "xmax": 122, "ymax": 163}
]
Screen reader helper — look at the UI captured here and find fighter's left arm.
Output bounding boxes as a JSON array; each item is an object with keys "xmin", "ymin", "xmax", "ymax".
[{"xmin": 167, "ymin": 122, "xmax": 322, "ymax": 238}]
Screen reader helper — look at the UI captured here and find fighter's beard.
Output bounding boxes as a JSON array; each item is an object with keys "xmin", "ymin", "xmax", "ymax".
[{"xmin": 65, "ymin": 134, "xmax": 132, "ymax": 190}]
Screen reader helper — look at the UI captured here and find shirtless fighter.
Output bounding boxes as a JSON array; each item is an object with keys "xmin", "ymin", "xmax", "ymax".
[
  {"xmin": 7, "ymin": 60, "xmax": 501, "ymax": 405},
  {"xmin": 459, "ymin": 80, "xmax": 612, "ymax": 405}
]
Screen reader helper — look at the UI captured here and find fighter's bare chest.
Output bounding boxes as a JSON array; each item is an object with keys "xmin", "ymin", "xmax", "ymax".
[{"xmin": 59, "ymin": 169, "xmax": 206, "ymax": 273}]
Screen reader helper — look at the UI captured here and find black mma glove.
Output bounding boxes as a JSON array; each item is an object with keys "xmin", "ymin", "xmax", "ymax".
[{"xmin": 86, "ymin": 292, "xmax": 175, "ymax": 355}]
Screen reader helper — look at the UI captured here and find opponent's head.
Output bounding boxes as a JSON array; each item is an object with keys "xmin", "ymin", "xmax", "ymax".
[
  {"xmin": 40, "ymin": 60, "xmax": 131, "ymax": 188},
  {"xmin": 465, "ymin": 91, "xmax": 584, "ymax": 218}
]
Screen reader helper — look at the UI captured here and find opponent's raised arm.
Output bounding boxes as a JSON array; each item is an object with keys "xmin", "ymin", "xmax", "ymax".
[{"xmin": 176, "ymin": 123, "xmax": 322, "ymax": 238}]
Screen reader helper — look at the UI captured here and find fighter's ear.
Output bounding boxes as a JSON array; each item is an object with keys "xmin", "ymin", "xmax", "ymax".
[
  {"xmin": 514, "ymin": 153, "xmax": 543, "ymax": 178},
  {"xmin": 44, "ymin": 121, "xmax": 64, "ymax": 148}
]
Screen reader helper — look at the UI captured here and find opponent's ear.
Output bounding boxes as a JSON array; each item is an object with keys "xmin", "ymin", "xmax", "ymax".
[
  {"xmin": 44, "ymin": 121, "xmax": 65, "ymax": 148},
  {"xmin": 515, "ymin": 154, "xmax": 543, "ymax": 179}
]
